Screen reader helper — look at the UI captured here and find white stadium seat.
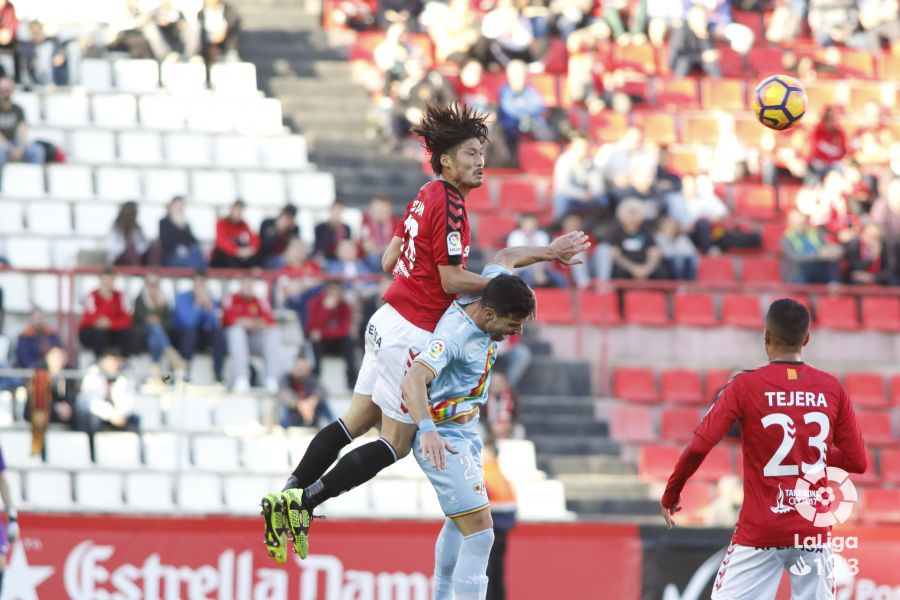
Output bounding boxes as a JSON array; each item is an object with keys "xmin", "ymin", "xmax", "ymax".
[
  {"xmin": 497, "ymin": 439, "xmax": 545, "ymax": 482},
  {"xmin": 45, "ymin": 93, "xmax": 90, "ymax": 127},
  {"xmin": 242, "ymin": 435, "xmax": 290, "ymax": 472},
  {"xmin": 1, "ymin": 430, "xmax": 43, "ymax": 469},
  {"xmin": 126, "ymin": 473, "xmax": 175, "ymax": 512},
  {"xmin": 139, "ymin": 95, "xmax": 186, "ymax": 130},
  {"xmin": 27, "ymin": 201, "xmax": 72, "ymax": 235},
  {"xmin": 260, "ymin": 135, "xmax": 309, "ymax": 170},
  {"xmin": 143, "ymin": 168, "xmax": 190, "ymax": 201},
  {"xmin": 235, "ymin": 98, "xmax": 283, "ymax": 135},
  {"xmin": 92, "ymin": 94, "xmax": 138, "ymax": 128},
  {"xmin": 192, "ymin": 435, "xmax": 240, "ymax": 472},
  {"xmin": 7, "ymin": 237, "xmax": 51, "ymax": 269},
  {"xmin": 28, "ymin": 126, "xmax": 66, "ymax": 148},
  {"xmin": 138, "ymin": 203, "xmax": 166, "ymax": 238},
  {"xmin": 178, "ymin": 473, "xmax": 224, "ymax": 513},
  {"xmin": 370, "ymin": 479, "xmax": 420, "ymax": 518},
  {"xmin": 95, "ymin": 431, "xmax": 142, "ymax": 469},
  {"xmin": 1, "ymin": 163, "xmax": 45, "ymax": 197},
  {"xmin": 185, "ymin": 205, "xmax": 217, "ymax": 241},
  {"xmin": 0, "ymin": 199, "xmax": 23, "ymax": 233},
  {"xmin": 114, "ymin": 59, "xmax": 159, "ymax": 93},
  {"xmin": 74, "ymin": 203, "xmax": 118, "ymax": 236},
  {"xmin": 46, "ymin": 430, "xmax": 93, "ymax": 469},
  {"xmin": 191, "ymin": 170, "xmax": 236, "ymax": 205},
  {"xmin": 76, "ymin": 471, "xmax": 125, "ymax": 511},
  {"xmin": 168, "ymin": 396, "xmax": 213, "ymax": 432},
  {"xmin": 213, "ymin": 397, "xmax": 261, "ymax": 428},
  {"xmin": 134, "ymin": 394, "xmax": 164, "ymax": 430},
  {"xmin": 164, "ymin": 132, "xmax": 212, "ymax": 167},
  {"xmin": 119, "ymin": 130, "xmax": 164, "ymax": 165},
  {"xmin": 210, "ymin": 62, "xmax": 258, "ymax": 95},
  {"xmin": 32, "ymin": 274, "xmax": 65, "ymax": 311},
  {"xmin": 237, "ymin": 171, "xmax": 286, "ymax": 206},
  {"xmin": 96, "ymin": 166, "xmax": 142, "ymax": 200},
  {"xmin": 0, "ymin": 272, "xmax": 31, "ymax": 312},
  {"xmin": 70, "ymin": 129, "xmax": 117, "ymax": 164},
  {"xmin": 286, "ymin": 172, "xmax": 335, "ymax": 209},
  {"xmin": 186, "ymin": 96, "xmax": 238, "ymax": 133},
  {"xmin": 26, "ymin": 471, "xmax": 74, "ymax": 510},
  {"xmin": 47, "ymin": 164, "xmax": 94, "ymax": 199},
  {"xmin": 213, "ymin": 135, "xmax": 260, "ymax": 168},
  {"xmin": 80, "ymin": 58, "xmax": 114, "ymax": 92},
  {"xmin": 11, "ymin": 91, "xmax": 40, "ymax": 124},
  {"xmin": 223, "ymin": 475, "xmax": 270, "ymax": 514},
  {"xmin": 318, "ymin": 483, "xmax": 370, "ymax": 518},
  {"xmin": 286, "ymin": 432, "xmax": 315, "ymax": 466},
  {"xmin": 54, "ymin": 237, "xmax": 95, "ymax": 267},
  {"xmin": 143, "ymin": 432, "xmax": 190, "ymax": 471},
  {"xmin": 514, "ymin": 480, "xmax": 571, "ymax": 521},
  {"xmin": 161, "ymin": 61, "xmax": 207, "ymax": 93},
  {"xmin": 418, "ymin": 480, "xmax": 445, "ymax": 518}
]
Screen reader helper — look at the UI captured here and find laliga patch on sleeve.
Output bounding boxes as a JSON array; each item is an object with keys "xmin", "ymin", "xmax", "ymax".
[
  {"xmin": 426, "ymin": 340, "xmax": 446, "ymax": 360},
  {"xmin": 447, "ymin": 231, "xmax": 463, "ymax": 256}
]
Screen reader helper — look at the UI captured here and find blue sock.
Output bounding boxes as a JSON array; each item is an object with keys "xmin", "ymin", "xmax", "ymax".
[
  {"xmin": 433, "ymin": 519, "xmax": 463, "ymax": 599},
  {"xmin": 453, "ymin": 529, "xmax": 494, "ymax": 600}
]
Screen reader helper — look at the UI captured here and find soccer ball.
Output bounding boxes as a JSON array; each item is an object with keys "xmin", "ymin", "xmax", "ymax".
[{"xmin": 751, "ymin": 75, "xmax": 807, "ymax": 131}]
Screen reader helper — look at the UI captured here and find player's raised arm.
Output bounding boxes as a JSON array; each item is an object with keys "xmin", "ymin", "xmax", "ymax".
[
  {"xmin": 402, "ymin": 362, "xmax": 458, "ymax": 470},
  {"xmin": 437, "ymin": 264, "xmax": 492, "ymax": 296},
  {"xmin": 493, "ymin": 230, "xmax": 592, "ymax": 270},
  {"xmin": 381, "ymin": 236, "xmax": 403, "ymax": 273}
]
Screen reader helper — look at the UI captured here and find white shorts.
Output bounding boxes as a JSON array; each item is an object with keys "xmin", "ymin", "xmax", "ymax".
[
  {"xmin": 712, "ymin": 543, "xmax": 834, "ymax": 600},
  {"xmin": 354, "ymin": 303, "xmax": 433, "ymax": 424}
]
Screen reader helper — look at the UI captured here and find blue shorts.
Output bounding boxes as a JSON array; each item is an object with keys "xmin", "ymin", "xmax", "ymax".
[{"xmin": 414, "ymin": 416, "xmax": 489, "ymax": 518}]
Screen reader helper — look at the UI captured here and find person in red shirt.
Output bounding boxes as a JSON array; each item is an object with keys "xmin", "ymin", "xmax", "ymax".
[
  {"xmin": 807, "ymin": 107, "xmax": 847, "ymax": 185},
  {"xmin": 211, "ymin": 199, "xmax": 259, "ymax": 268},
  {"xmin": 306, "ymin": 281, "xmax": 357, "ymax": 390},
  {"xmin": 359, "ymin": 195, "xmax": 400, "ymax": 271},
  {"xmin": 222, "ymin": 274, "xmax": 285, "ymax": 393},
  {"xmin": 661, "ymin": 299, "xmax": 867, "ymax": 600},
  {"xmin": 78, "ymin": 269, "xmax": 133, "ymax": 358}
]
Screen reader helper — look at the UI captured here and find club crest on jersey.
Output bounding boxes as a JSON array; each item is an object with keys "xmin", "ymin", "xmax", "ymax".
[
  {"xmin": 447, "ymin": 231, "xmax": 463, "ymax": 256},
  {"xmin": 473, "ymin": 481, "xmax": 486, "ymax": 495},
  {"xmin": 426, "ymin": 340, "xmax": 446, "ymax": 360}
]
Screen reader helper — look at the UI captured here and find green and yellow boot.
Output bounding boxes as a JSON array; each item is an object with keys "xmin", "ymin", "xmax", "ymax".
[
  {"xmin": 260, "ymin": 492, "xmax": 287, "ymax": 564},
  {"xmin": 281, "ymin": 488, "xmax": 312, "ymax": 559}
]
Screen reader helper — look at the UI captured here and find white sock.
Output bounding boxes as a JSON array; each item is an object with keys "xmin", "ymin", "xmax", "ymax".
[
  {"xmin": 433, "ymin": 519, "xmax": 463, "ymax": 600},
  {"xmin": 452, "ymin": 529, "xmax": 494, "ymax": 600}
]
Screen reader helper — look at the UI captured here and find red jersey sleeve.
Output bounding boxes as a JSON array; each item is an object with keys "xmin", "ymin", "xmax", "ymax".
[
  {"xmin": 215, "ymin": 219, "xmax": 239, "ymax": 255},
  {"xmin": 429, "ymin": 184, "xmax": 466, "ymax": 267},
  {"xmin": 222, "ymin": 294, "xmax": 238, "ymax": 328},
  {"xmin": 828, "ymin": 385, "xmax": 868, "ymax": 473},
  {"xmin": 257, "ymin": 297, "xmax": 276, "ymax": 325},
  {"xmin": 79, "ymin": 292, "xmax": 99, "ymax": 329}
]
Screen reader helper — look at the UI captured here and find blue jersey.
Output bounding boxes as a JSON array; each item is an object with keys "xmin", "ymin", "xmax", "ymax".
[{"xmin": 415, "ymin": 263, "xmax": 511, "ymax": 425}]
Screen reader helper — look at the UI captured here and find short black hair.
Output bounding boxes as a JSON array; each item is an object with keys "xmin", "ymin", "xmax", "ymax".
[
  {"xmin": 481, "ymin": 274, "xmax": 535, "ymax": 320},
  {"xmin": 281, "ymin": 203, "xmax": 298, "ymax": 217},
  {"xmin": 766, "ymin": 298, "xmax": 810, "ymax": 348},
  {"xmin": 412, "ymin": 103, "xmax": 488, "ymax": 176}
]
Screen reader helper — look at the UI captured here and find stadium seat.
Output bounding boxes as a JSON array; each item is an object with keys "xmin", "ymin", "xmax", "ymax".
[
  {"xmin": 178, "ymin": 473, "xmax": 224, "ymax": 513},
  {"xmin": 892, "ymin": 376, "xmax": 900, "ymax": 406},
  {"xmin": 139, "ymin": 95, "xmax": 187, "ymax": 130},
  {"xmin": 0, "ymin": 272, "xmax": 31, "ymax": 313},
  {"xmin": 44, "ymin": 93, "xmax": 90, "ymax": 127},
  {"xmin": 588, "ymin": 111, "xmax": 628, "ymax": 142},
  {"xmin": 0, "ymin": 200, "xmax": 23, "ymax": 234},
  {"xmin": 844, "ymin": 373, "xmax": 887, "ymax": 407},
  {"xmin": 26, "ymin": 471, "xmax": 74, "ymax": 510},
  {"xmin": 114, "ymin": 58, "xmax": 159, "ymax": 93},
  {"xmin": 634, "ymin": 112, "xmax": 677, "ymax": 146},
  {"xmin": 515, "ymin": 480, "xmax": 569, "ymax": 520},
  {"xmin": 613, "ymin": 367, "xmax": 658, "ymax": 403},
  {"xmin": 696, "ymin": 256, "xmax": 736, "ymax": 283},
  {"xmin": 667, "ymin": 146, "xmax": 702, "ymax": 175},
  {"xmin": 815, "ymin": 296, "xmax": 859, "ymax": 330},
  {"xmin": 186, "ymin": 96, "xmax": 238, "ymax": 133},
  {"xmin": 802, "ymin": 81, "xmax": 840, "ymax": 115},
  {"xmin": 80, "ymin": 58, "xmax": 114, "ymax": 92},
  {"xmin": 856, "ymin": 411, "xmax": 894, "ymax": 445},
  {"xmin": 70, "ymin": 129, "xmax": 117, "ymax": 164},
  {"xmin": 242, "ymin": 435, "xmax": 290, "ymax": 472},
  {"xmin": 2, "ymin": 430, "xmax": 43, "ymax": 469},
  {"xmin": 533, "ymin": 289, "xmax": 575, "ymax": 324},
  {"xmin": 638, "ymin": 445, "xmax": 679, "ymax": 479},
  {"xmin": 74, "ymin": 203, "xmax": 118, "ymax": 237},
  {"xmin": 191, "ymin": 170, "xmax": 238, "ymax": 205},
  {"xmin": 681, "ymin": 112, "xmax": 720, "ymax": 146},
  {"xmin": 741, "ymin": 257, "xmax": 781, "ymax": 284},
  {"xmin": 192, "ymin": 435, "xmax": 241, "ymax": 472},
  {"xmin": 673, "ymin": 293, "xmax": 717, "ymax": 327},
  {"xmin": 1, "ymin": 163, "xmax": 45, "ymax": 197},
  {"xmin": 213, "ymin": 135, "xmax": 261, "ymax": 168},
  {"xmin": 518, "ymin": 142, "xmax": 559, "ymax": 175},
  {"xmin": 852, "ymin": 447, "xmax": 879, "ymax": 485},
  {"xmin": 76, "ymin": 472, "xmax": 125, "ymax": 511},
  {"xmin": 211, "ymin": 62, "xmax": 259, "ymax": 95},
  {"xmin": 3, "ymin": 471, "xmax": 22, "ymax": 507},
  {"xmin": 92, "ymin": 94, "xmax": 138, "ymax": 128},
  {"xmin": 861, "ymin": 296, "xmax": 900, "ymax": 332},
  {"xmin": 880, "ymin": 449, "xmax": 900, "ymax": 484},
  {"xmin": 705, "ymin": 369, "xmax": 733, "ymax": 401},
  {"xmin": 224, "ymin": 475, "xmax": 271, "ymax": 515},
  {"xmin": 777, "ymin": 185, "xmax": 803, "ymax": 212},
  {"xmin": 143, "ymin": 432, "xmax": 190, "ymax": 471},
  {"xmin": 613, "ymin": 41, "xmax": 657, "ymax": 74},
  {"xmin": 12, "ymin": 91, "xmax": 40, "ymax": 123},
  {"xmin": 701, "ymin": 79, "xmax": 745, "ymax": 111},
  {"xmin": 286, "ymin": 172, "xmax": 336, "ymax": 209},
  {"xmin": 860, "ymin": 488, "xmax": 900, "ymax": 524},
  {"xmin": 119, "ymin": 130, "xmax": 164, "ymax": 165},
  {"xmin": 214, "ymin": 397, "xmax": 261, "ymax": 429},
  {"xmin": 186, "ymin": 205, "xmax": 217, "ymax": 241},
  {"xmin": 623, "ymin": 290, "xmax": 669, "ymax": 326},
  {"xmin": 761, "ymin": 222, "xmax": 786, "ymax": 254},
  {"xmin": 45, "ymin": 431, "xmax": 92, "ymax": 469},
  {"xmin": 161, "ymin": 61, "xmax": 207, "ymax": 92},
  {"xmin": 31, "ymin": 274, "xmax": 64, "ymax": 310},
  {"xmin": 655, "ymin": 77, "xmax": 699, "ymax": 108},
  {"xmin": 733, "ymin": 184, "xmax": 777, "ymax": 220},
  {"xmin": 694, "ymin": 446, "xmax": 733, "ymax": 481},
  {"xmin": 476, "ymin": 214, "xmax": 518, "ymax": 248},
  {"xmin": 260, "ymin": 135, "xmax": 310, "ymax": 170},
  {"xmin": 235, "ymin": 98, "xmax": 284, "ymax": 135},
  {"xmin": 610, "ymin": 405, "xmax": 655, "ymax": 442},
  {"xmin": 8, "ymin": 237, "xmax": 50, "ymax": 269},
  {"xmin": 660, "ymin": 369, "xmax": 704, "ymax": 405},
  {"xmin": 143, "ymin": 168, "xmax": 190, "ymax": 201},
  {"xmin": 47, "ymin": 164, "xmax": 94, "ymax": 199},
  {"xmin": 578, "ymin": 291, "xmax": 621, "ymax": 326},
  {"xmin": 465, "ymin": 183, "xmax": 493, "ymax": 212},
  {"xmin": 126, "ymin": 473, "xmax": 175, "ymax": 511},
  {"xmin": 96, "ymin": 167, "xmax": 142, "ymax": 201},
  {"xmin": 94, "ymin": 432, "xmax": 142, "ymax": 469},
  {"xmin": 133, "ymin": 394, "xmax": 163, "ymax": 430},
  {"xmin": 497, "ymin": 439, "xmax": 543, "ymax": 482},
  {"xmin": 318, "ymin": 482, "xmax": 370, "ymax": 517},
  {"xmin": 660, "ymin": 407, "xmax": 702, "ymax": 441},
  {"xmin": 498, "ymin": 180, "xmax": 541, "ymax": 213},
  {"xmin": 165, "ymin": 132, "xmax": 213, "ymax": 167},
  {"xmin": 26, "ymin": 201, "xmax": 71, "ymax": 235},
  {"xmin": 238, "ymin": 171, "xmax": 287, "ymax": 206},
  {"xmin": 371, "ymin": 479, "xmax": 420, "ymax": 517}
]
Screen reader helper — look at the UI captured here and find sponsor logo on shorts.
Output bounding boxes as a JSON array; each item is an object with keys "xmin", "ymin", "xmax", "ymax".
[
  {"xmin": 447, "ymin": 232, "xmax": 462, "ymax": 256},
  {"xmin": 426, "ymin": 340, "xmax": 446, "ymax": 361},
  {"xmin": 473, "ymin": 482, "xmax": 486, "ymax": 496}
]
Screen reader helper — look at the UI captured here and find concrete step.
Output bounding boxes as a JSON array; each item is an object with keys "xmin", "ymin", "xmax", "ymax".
[
  {"xmin": 567, "ymin": 498, "xmax": 661, "ymax": 518},
  {"xmin": 235, "ymin": 7, "xmax": 323, "ymax": 30},
  {"xmin": 517, "ymin": 395, "xmax": 595, "ymax": 418},
  {"xmin": 518, "ymin": 360, "xmax": 592, "ymax": 396},
  {"xmin": 557, "ymin": 474, "xmax": 650, "ymax": 500},
  {"xmin": 520, "ymin": 416, "xmax": 608, "ymax": 437},
  {"xmin": 271, "ymin": 78, "xmax": 366, "ymax": 97},
  {"xmin": 529, "ymin": 434, "xmax": 619, "ymax": 456},
  {"xmin": 539, "ymin": 454, "xmax": 636, "ymax": 477}
]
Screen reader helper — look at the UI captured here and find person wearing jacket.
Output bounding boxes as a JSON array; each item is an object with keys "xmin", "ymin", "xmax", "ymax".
[
  {"xmin": 160, "ymin": 196, "xmax": 206, "ymax": 269},
  {"xmin": 74, "ymin": 352, "xmax": 140, "ymax": 436},
  {"xmin": 15, "ymin": 308, "xmax": 61, "ymax": 368},
  {"xmin": 211, "ymin": 199, "xmax": 258, "ymax": 268},
  {"xmin": 257, "ymin": 204, "xmax": 299, "ymax": 269},
  {"xmin": 78, "ymin": 270, "xmax": 133, "ymax": 358},
  {"xmin": 172, "ymin": 270, "xmax": 226, "ymax": 383},
  {"xmin": 223, "ymin": 274, "xmax": 285, "ymax": 393},
  {"xmin": 306, "ymin": 280, "xmax": 357, "ymax": 389},
  {"xmin": 133, "ymin": 273, "xmax": 186, "ymax": 378}
]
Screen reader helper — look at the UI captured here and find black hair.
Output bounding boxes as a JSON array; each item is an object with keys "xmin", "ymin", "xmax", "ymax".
[
  {"xmin": 481, "ymin": 274, "xmax": 535, "ymax": 320},
  {"xmin": 412, "ymin": 103, "xmax": 489, "ymax": 177},
  {"xmin": 193, "ymin": 268, "xmax": 208, "ymax": 278},
  {"xmin": 765, "ymin": 298, "xmax": 810, "ymax": 348},
  {"xmin": 281, "ymin": 204, "xmax": 298, "ymax": 217}
]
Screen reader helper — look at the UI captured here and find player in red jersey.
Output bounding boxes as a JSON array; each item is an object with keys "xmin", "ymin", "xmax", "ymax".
[{"xmin": 661, "ymin": 299, "xmax": 868, "ymax": 600}]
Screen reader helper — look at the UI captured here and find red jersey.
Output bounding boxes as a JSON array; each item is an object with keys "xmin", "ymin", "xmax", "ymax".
[
  {"xmin": 307, "ymin": 295, "xmax": 352, "ymax": 339},
  {"xmin": 221, "ymin": 294, "xmax": 275, "ymax": 328},
  {"xmin": 809, "ymin": 123, "xmax": 847, "ymax": 163},
  {"xmin": 663, "ymin": 361, "xmax": 867, "ymax": 548},
  {"xmin": 214, "ymin": 218, "xmax": 259, "ymax": 257},
  {"xmin": 383, "ymin": 180, "xmax": 471, "ymax": 332},
  {"xmin": 79, "ymin": 290, "xmax": 132, "ymax": 331}
]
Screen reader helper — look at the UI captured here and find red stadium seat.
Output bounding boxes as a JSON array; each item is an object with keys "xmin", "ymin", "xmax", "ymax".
[
  {"xmin": 815, "ymin": 296, "xmax": 859, "ymax": 330},
  {"xmin": 660, "ymin": 407, "xmax": 702, "ymax": 441},
  {"xmin": 655, "ymin": 77, "xmax": 699, "ymax": 108},
  {"xmin": 613, "ymin": 367, "xmax": 658, "ymax": 403},
  {"xmin": 804, "ymin": 81, "xmax": 841, "ymax": 115},
  {"xmin": 747, "ymin": 46, "xmax": 784, "ymax": 76},
  {"xmin": 498, "ymin": 180, "xmax": 541, "ymax": 213},
  {"xmin": 476, "ymin": 214, "xmax": 517, "ymax": 248},
  {"xmin": 705, "ymin": 369, "xmax": 733, "ymax": 401},
  {"xmin": 667, "ymin": 146, "xmax": 701, "ymax": 176},
  {"xmin": 682, "ymin": 112, "xmax": 720, "ymax": 146},
  {"xmin": 696, "ymin": 256, "xmax": 736, "ymax": 284},
  {"xmin": 679, "ymin": 481, "xmax": 715, "ymax": 522},
  {"xmin": 518, "ymin": 142, "xmax": 559, "ymax": 176},
  {"xmin": 701, "ymin": 79, "xmax": 745, "ymax": 111},
  {"xmin": 660, "ymin": 369, "xmax": 704, "ymax": 405},
  {"xmin": 533, "ymin": 289, "xmax": 575, "ymax": 324},
  {"xmin": 837, "ymin": 50, "xmax": 875, "ymax": 79},
  {"xmin": 848, "ymin": 84, "xmax": 884, "ymax": 112},
  {"xmin": 527, "ymin": 74, "xmax": 558, "ymax": 105},
  {"xmin": 741, "ymin": 257, "xmax": 781, "ymax": 284},
  {"xmin": 578, "ymin": 291, "xmax": 621, "ymax": 325},
  {"xmin": 853, "ymin": 447, "xmax": 880, "ymax": 485},
  {"xmin": 734, "ymin": 115, "xmax": 763, "ymax": 147},
  {"xmin": 673, "ymin": 293, "xmax": 717, "ymax": 327},
  {"xmin": 856, "ymin": 411, "xmax": 894, "ymax": 445},
  {"xmin": 844, "ymin": 372, "xmax": 887, "ymax": 407},
  {"xmin": 733, "ymin": 184, "xmax": 778, "ymax": 220},
  {"xmin": 638, "ymin": 445, "xmax": 680, "ymax": 479},
  {"xmin": 722, "ymin": 294, "xmax": 762, "ymax": 329},
  {"xmin": 861, "ymin": 297, "xmax": 900, "ymax": 332},
  {"xmin": 878, "ymin": 53, "xmax": 900, "ymax": 79},
  {"xmin": 634, "ymin": 112, "xmax": 677, "ymax": 146},
  {"xmin": 761, "ymin": 222, "xmax": 786, "ymax": 254},
  {"xmin": 588, "ymin": 111, "xmax": 628, "ymax": 143},
  {"xmin": 892, "ymin": 375, "xmax": 900, "ymax": 406},
  {"xmin": 694, "ymin": 446, "xmax": 733, "ymax": 481},
  {"xmin": 880, "ymin": 449, "xmax": 900, "ymax": 484},
  {"xmin": 613, "ymin": 42, "xmax": 657, "ymax": 74},
  {"xmin": 611, "ymin": 405, "xmax": 656, "ymax": 443},
  {"xmin": 623, "ymin": 291, "xmax": 669, "ymax": 326},
  {"xmin": 465, "ymin": 183, "xmax": 494, "ymax": 212},
  {"xmin": 777, "ymin": 185, "xmax": 803, "ymax": 212},
  {"xmin": 860, "ymin": 488, "xmax": 900, "ymax": 524}
]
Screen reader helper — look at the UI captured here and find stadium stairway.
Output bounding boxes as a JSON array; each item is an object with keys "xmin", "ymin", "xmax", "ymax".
[{"xmin": 234, "ymin": 0, "xmax": 427, "ymax": 207}]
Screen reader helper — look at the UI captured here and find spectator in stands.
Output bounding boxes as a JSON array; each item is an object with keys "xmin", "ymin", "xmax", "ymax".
[
  {"xmin": 78, "ymin": 269, "xmax": 133, "ymax": 358},
  {"xmin": 107, "ymin": 201, "xmax": 158, "ymax": 266},
  {"xmin": 373, "ymin": 22, "xmax": 412, "ymax": 92},
  {"xmin": 808, "ymin": 0, "xmax": 859, "ymax": 46},
  {"xmin": 105, "ymin": 0, "xmax": 154, "ymax": 59},
  {"xmin": 393, "ymin": 59, "xmax": 457, "ymax": 139},
  {"xmin": 602, "ymin": 0, "xmax": 648, "ymax": 45},
  {"xmin": 476, "ymin": 0, "xmax": 541, "ymax": 67},
  {"xmin": 609, "ymin": 199, "xmax": 666, "ymax": 280},
  {"xmin": 507, "ymin": 214, "xmax": 566, "ymax": 288},
  {"xmin": 0, "ymin": 0, "xmax": 17, "ymax": 78},
  {"xmin": 759, "ymin": 128, "xmax": 808, "ymax": 186},
  {"xmin": 133, "ymin": 273, "xmax": 185, "ymax": 380},
  {"xmin": 15, "ymin": 308, "xmax": 61, "ymax": 369},
  {"xmin": 20, "ymin": 20, "xmax": 68, "ymax": 86},
  {"xmin": 498, "ymin": 60, "xmax": 552, "ymax": 158},
  {"xmin": 766, "ymin": 0, "xmax": 806, "ymax": 43},
  {"xmin": 306, "ymin": 280, "xmax": 357, "ymax": 390},
  {"xmin": 781, "ymin": 209, "xmax": 843, "ymax": 284},
  {"xmin": 279, "ymin": 238, "xmax": 324, "ymax": 328},
  {"xmin": 223, "ymin": 274, "xmax": 284, "ymax": 393},
  {"xmin": 552, "ymin": 136, "xmax": 606, "ymax": 220},
  {"xmin": 455, "ymin": 59, "xmax": 495, "ymax": 113},
  {"xmin": 871, "ymin": 178, "xmax": 900, "ymax": 242},
  {"xmin": 807, "ymin": 107, "xmax": 847, "ymax": 184},
  {"xmin": 798, "ymin": 170, "xmax": 855, "ymax": 239},
  {"xmin": 360, "ymin": 196, "xmax": 399, "ymax": 271},
  {"xmin": 330, "ymin": 0, "xmax": 375, "ymax": 31},
  {"xmin": 675, "ymin": 175, "xmax": 726, "ymax": 253},
  {"xmin": 484, "ymin": 371, "xmax": 518, "ymax": 440},
  {"xmin": 377, "ymin": 0, "xmax": 424, "ymax": 28},
  {"xmin": 74, "ymin": 352, "xmax": 139, "ymax": 436},
  {"xmin": 143, "ymin": 0, "xmax": 189, "ymax": 61},
  {"xmin": 655, "ymin": 216, "xmax": 698, "ymax": 280},
  {"xmin": 710, "ymin": 114, "xmax": 749, "ymax": 184},
  {"xmin": 198, "ymin": 0, "xmax": 242, "ymax": 63},
  {"xmin": 616, "ymin": 164, "xmax": 666, "ymax": 220},
  {"xmin": 212, "ymin": 199, "xmax": 259, "ymax": 268},
  {"xmin": 160, "ymin": 196, "xmax": 206, "ymax": 269},
  {"xmin": 172, "ymin": 270, "xmax": 226, "ymax": 384},
  {"xmin": 851, "ymin": 0, "xmax": 900, "ymax": 51},
  {"xmin": 24, "ymin": 345, "xmax": 74, "ymax": 426},
  {"xmin": 278, "ymin": 355, "xmax": 333, "ymax": 428},
  {"xmin": 844, "ymin": 223, "xmax": 897, "ymax": 285},
  {"xmin": 555, "ymin": 213, "xmax": 593, "ymax": 286},
  {"xmin": 422, "ymin": 0, "xmax": 480, "ymax": 64},
  {"xmin": 667, "ymin": 4, "xmax": 722, "ymax": 78},
  {"xmin": 0, "ymin": 77, "xmax": 46, "ymax": 173},
  {"xmin": 594, "ymin": 128, "xmax": 653, "ymax": 201},
  {"xmin": 326, "ymin": 239, "xmax": 375, "ymax": 296},
  {"xmin": 313, "ymin": 201, "xmax": 352, "ymax": 261},
  {"xmin": 257, "ymin": 204, "xmax": 300, "ymax": 269}
]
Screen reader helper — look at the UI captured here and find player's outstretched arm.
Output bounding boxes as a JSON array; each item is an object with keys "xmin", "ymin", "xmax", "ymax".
[
  {"xmin": 402, "ymin": 362, "xmax": 458, "ymax": 470},
  {"xmin": 382, "ymin": 236, "xmax": 403, "ymax": 273},
  {"xmin": 493, "ymin": 231, "xmax": 591, "ymax": 271},
  {"xmin": 437, "ymin": 264, "xmax": 492, "ymax": 296}
]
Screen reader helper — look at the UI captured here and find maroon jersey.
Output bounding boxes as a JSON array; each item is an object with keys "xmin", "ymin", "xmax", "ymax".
[
  {"xmin": 383, "ymin": 180, "xmax": 470, "ymax": 332},
  {"xmin": 663, "ymin": 361, "xmax": 867, "ymax": 548}
]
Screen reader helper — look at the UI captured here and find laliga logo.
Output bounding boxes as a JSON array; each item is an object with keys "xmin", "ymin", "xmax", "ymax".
[{"xmin": 793, "ymin": 466, "xmax": 857, "ymax": 527}]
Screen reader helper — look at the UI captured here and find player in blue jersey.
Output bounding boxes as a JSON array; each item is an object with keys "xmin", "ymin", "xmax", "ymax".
[{"xmin": 401, "ymin": 247, "xmax": 568, "ymax": 600}]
